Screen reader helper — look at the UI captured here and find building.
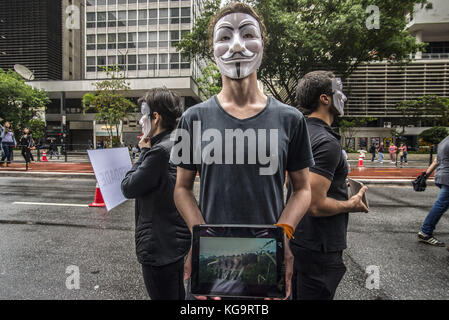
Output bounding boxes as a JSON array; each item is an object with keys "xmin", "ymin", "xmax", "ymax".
[
  {"xmin": 0, "ymin": 0, "xmax": 63, "ymax": 80},
  {"xmin": 29, "ymin": 0, "xmax": 202, "ymax": 149},
  {"xmin": 342, "ymin": 0, "xmax": 449, "ymax": 151}
]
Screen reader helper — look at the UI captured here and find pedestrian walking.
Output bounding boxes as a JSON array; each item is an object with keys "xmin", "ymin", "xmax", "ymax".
[
  {"xmin": 377, "ymin": 142, "xmax": 384, "ymax": 164},
  {"xmin": 121, "ymin": 88, "xmax": 190, "ymax": 300},
  {"xmin": 19, "ymin": 128, "xmax": 34, "ymax": 166},
  {"xmin": 399, "ymin": 143, "xmax": 408, "ymax": 166},
  {"xmin": 370, "ymin": 144, "xmax": 376, "ymax": 162},
  {"xmin": 389, "ymin": 143, "xmax": 397, "ymax": 163},
  {"xmin": 289, "ymin": 71, "xmax": 368, "ymax": 300},
  {"xmin": 131, "ymin": 145, "xmax": 138, "ymax": 159},
  {"xmin": 0, "ymin": 122, "xmax": 17, "ymax": 167},
  {"xmin": 417, "ymin": 135, "xmax": 449, "ymax": 248}
]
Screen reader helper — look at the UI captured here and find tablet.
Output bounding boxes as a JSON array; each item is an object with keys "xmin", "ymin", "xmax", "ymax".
[
  {"xmin": 191, "ymin": 224, "xmax": 286, "ymax": 299},
  {"xmin": 348, "ymin": 178, "xmax": 369, "ymax": 209}
]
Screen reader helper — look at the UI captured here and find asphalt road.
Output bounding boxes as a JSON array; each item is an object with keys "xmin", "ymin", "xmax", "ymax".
[{"xmin": 0, "ymin": 176, "xmax": 448, "ymax": 300}]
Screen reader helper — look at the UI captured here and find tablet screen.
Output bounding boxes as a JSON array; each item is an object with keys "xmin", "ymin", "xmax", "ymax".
[{"xmin": 191, "ymin": 225, "xmax": 285, "ymax": 298}]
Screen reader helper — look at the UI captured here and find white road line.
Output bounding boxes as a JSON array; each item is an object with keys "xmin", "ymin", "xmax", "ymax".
[{"xmin": 13, "ymin": 202, "xmax": 88, "ymax": 207}]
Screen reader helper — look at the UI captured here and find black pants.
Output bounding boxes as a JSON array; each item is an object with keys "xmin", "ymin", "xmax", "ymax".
[
  {"xmin": 21, "ymin": 147, "xmax": 32, "ymax": 163},
  {"xmin": 141, "ymin": 258, "xmax": 185, "ymax": 300},
  {"xmin": 291, "ymin": 245, "xmax": 346, "ymax": 300}
]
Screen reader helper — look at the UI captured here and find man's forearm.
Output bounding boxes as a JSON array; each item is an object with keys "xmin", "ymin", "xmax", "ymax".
[
  {"xmin": 309, "ymin": 196, "xmax": 356, "ymax": 217},
  {"xmin": 174, "ymin": 186, "xmax": 205, "ymax": 232},
  {"xmin": 425, "ymin": 158, "xmax": 438, "ymax": 177},
  {"xmin": 277, "ymin": 187, "xmax": 311, "ymax": 229}
]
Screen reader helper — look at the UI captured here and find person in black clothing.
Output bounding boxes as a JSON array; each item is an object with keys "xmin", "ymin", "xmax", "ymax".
[
  {"xmin": 369, "ymin": 144, "xmax": 377, "ymax": 162},
  {"xmin": 290, "ymin": 71, "xmax": 369, "ymax": 300},
  {"xmin": 121, "ymin": 87, "xmax": 190, "ymax": 300},
  {"xmin": 19, "ymin": 128, "xmax": 34, "ymax": 165}
]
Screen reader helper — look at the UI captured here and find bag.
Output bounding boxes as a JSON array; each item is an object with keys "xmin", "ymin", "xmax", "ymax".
[{"xmin": 412, "ymin": 172, "xmax": 427, "ymax": 192}]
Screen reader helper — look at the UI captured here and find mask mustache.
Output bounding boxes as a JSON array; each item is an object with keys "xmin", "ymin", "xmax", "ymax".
[{"xmin": 221, "ymin": 50, "xmax": 255, "ymax": 62}]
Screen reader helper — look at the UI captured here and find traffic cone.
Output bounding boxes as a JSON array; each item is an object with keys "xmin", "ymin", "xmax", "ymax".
[
  {"xmin": 41, "ymin": 150, "xmax": 48, "ymax": 162},
  {"xmin": 89, "ymin": 183, "xmax": 106, "ymax": 207},
  {"xmin": 357, "ymin": 151, "xmax": 364, "ymax": 168}
]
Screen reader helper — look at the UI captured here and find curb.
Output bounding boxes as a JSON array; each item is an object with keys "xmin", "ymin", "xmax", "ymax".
[
  {"xmin": 352, "ymin": 179, "xmax": 435, "ymax": 186},
  {"xmin": 0, "ymin": 171, "xmax": 95, "ymax": 179}
]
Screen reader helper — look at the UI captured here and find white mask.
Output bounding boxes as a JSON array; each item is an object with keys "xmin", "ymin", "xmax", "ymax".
[
  {"xmin": 139, "ymin": 102, "xmax": 152, "ymax": 138},
  {"xmin": 332, "ymin": 78, "xmax": 347, "ymax": 116},
  {"xmin": 213, "ymin": 13, "xmax": 263, "ymax": 80}
]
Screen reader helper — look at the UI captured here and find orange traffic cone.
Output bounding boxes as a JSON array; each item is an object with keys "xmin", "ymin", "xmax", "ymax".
[
  {"xmin": 41, "ymin": 150, "xmax": 48, "ymax": 162},
  {"xmin": 89, "ymin": 183, "xmax": 106, "ymax": 207},
  {"xmin": 357, "ymin": 152, "xmax": 364, "ymax": 167}
]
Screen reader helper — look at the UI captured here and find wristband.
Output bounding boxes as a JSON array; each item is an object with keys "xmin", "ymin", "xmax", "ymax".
[{"xmin": 274, "ymin": 223, "xmax": 295, "ymax": 240}]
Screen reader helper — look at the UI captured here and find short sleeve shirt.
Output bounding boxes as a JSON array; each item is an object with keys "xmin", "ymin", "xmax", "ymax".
[
  {"xmin": 290, "ymin": 117, "xmax": 349, "ymax": 252},
  {"xmin": 170, "ymin": 95, "xmax": 314, "ymax": 225}
]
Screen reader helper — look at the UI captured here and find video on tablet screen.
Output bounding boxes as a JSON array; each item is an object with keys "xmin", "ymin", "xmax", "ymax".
[{"xmin": 199, "ymin": 237, "xmax": 278, "ymax": 296}]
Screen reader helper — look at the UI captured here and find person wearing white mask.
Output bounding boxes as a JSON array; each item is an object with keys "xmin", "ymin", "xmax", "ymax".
[
  {"xmin": 289, "ymin": 71, "xmax": 369, "ymax": 300},
  {"xmin": 121, "ymin": 88, "xmax": 190, "ymax": 300},
  {"xmin": 172, "ymin": 2, "xmax": 314, "ymax": 299}
]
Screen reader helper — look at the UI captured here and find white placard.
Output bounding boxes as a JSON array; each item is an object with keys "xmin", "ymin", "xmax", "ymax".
[{"xmin": 87, "ymin": 147, "xmax": 132, "ymax": 211}]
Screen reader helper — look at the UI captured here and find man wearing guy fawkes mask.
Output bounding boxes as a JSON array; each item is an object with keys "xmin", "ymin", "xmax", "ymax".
[
  {"xmin": 288, "ymin": 71, "xmax": 369, "ymax": 300},
  {"xmin": 172, "ymin": 2, "xmax": 314, "ymax": 299}
]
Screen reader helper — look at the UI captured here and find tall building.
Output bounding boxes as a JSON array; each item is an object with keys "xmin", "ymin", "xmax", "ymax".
[
  {"xmin": 30, "ymin": 0, "xmax": 202, "ymax": 149},
  {"xmin": 0, "ymin": 0, "xmax": 63, "ymax": 80},
  {"xmin": 342, "ymin": 0, "xmax": 449, "ymax": 150}
]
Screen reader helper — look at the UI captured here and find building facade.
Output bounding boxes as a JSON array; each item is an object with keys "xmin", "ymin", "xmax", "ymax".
[
  {"xmin": 342, "ymin": 0, "xmax": 449, "ymax": 151},
  {"xmin": 0, "ymin": 0, "xmax": 63, "ymax": 80},
  {"xmin": 29, "ymin": 0, "xmax": 202, "ymax": 150}
]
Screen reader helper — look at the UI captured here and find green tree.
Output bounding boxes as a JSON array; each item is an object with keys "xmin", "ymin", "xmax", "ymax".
[
  {"xmin": 419, "ymin": 126, "xmax": 449, "ymax": 146},
  {"xmin": 0, "ymin": 68, "xmax": 50, "ymax": 139},
  {"xmin": 396, "ymin": 95, "xmax": 449, "ymax": 130},
  {"xmin": 28, "ymin": 118, "xmax": 46, "ymax": 141},
  {"xmin": 178, "ymin": 0, "xmax": 428, "ymax": 105},
  {"xmin": 82, "ymin": 66, "xmax": 135, "ymax": 147},
  {"xmin": 196, "ymin": 62, "xmax": 222, "ymax": 99}
]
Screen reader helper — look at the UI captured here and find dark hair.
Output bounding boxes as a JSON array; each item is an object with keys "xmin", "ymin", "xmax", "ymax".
[
  {"xmin": 295, "ymin": 71, "xmax": 335, "ymax": 114},
  {"xmin": 209, "ymin": 2, "xmax": 268, "ymax": 53},
  {"xmin": 138, "ymin": 87, "xmax": 183, "ymax": 131}
]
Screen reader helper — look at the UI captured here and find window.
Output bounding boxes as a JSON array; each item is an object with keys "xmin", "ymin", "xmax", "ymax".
[
  {"xmin": 170, "ymin": 30, "xmax": 179, "ymax": 46},
  {"xmin": 139, "ymin": 0, "xmax": 147, "ymax": 3},
  {"xmin": 97, "ymin": 56, "xmax": 106, "ymax": 71},
  {"xmin": 108, "ymin": 33, "xmax": 117, "ymax": 49},
  {"xmin": 87, "ymin": 56, "xmax": 96, "ymax": 72},
  {"xmin": 139, "ymin": 9, "xmax": 147, "ymax": 26},
  {"xmin": 159, "ymin": 54, "xmax": 168, "ymax": 70},
  {"xmin": 159, "ymin": 31, "xmax": 168, "ymax": 48},
  {"xmin": 128, "ymin": 55, "xmax": 137, "ymax": 70},
  {"xmin": 97, "ymin": 12, "xmax": 107, "ymax": 28},
  {"xmin": 181, "ymin": 53, "xmax": 190, "ymax": 69},
  {"xmin": 138, "ymin": 32, "xmax": 147, "ymax": 48},
  {"xmin": 128, "ymin": 32, "xmax": 137, "ymax": 49},
  {"xmin": 97, "ymin": 34, "xmax": 106, "ymax": 49},
  {"xmin": 138, "ymin": 54, "xmax": 147, "ymax": 70},
  {"xmin": 170, "ymin": 8, "xmax": 180, "ymax": 24},
  {"xmin": 118, "ymin": 10, "xmax": 126, "ymax": 26},
  {"xmin": 128, "ymin": 10, "xmax": 137, "ymax": 26},
  {"xmin": 129, "ymin": 0, "xmax": 136, "ymax": 3},
  {"xmin": 118, "ymin": 0, "xmax": 127, "ymax": 4},
  {"xmin": 148, "ymin": 54, "xmax": 157, "ymax": 70},
  {"xmin": 181, "ymin": 7, "xmax": 191, "ymax": 24},
  {"xmin": 159, "ymin": 8, "xmax": 168, "ymax": 25},
  {"xmin": 118, "ymin": 32, "xmax": 127, "ymax": 48},
  {"xmin": 149, "ymin": 31, "xmax": 157, "ymax": 48},
  {"xmin": 149, "ymin": 9, "xmax": 157, "ymax": 25},
  {"xmin": 170, "ymin": 53, "xmax": 180, "ymax": 69},
  {"xmin": 118, "ymin": 55, "xmax": 126, "ymax": 71},
  {"xmin": 86, "ymin": 0, "xmax": 95, "ymax": 6},
  {"xmin": 108, "ymin": 12, "xmax": 117, "ymax": 27},
  {"xmin": 108, "ymin": 0, "xmax": 116, "ymax": 5},
  {"xmin": 86, "ymin": 34, "xmax": 96, "ymax": 50},
  {"xmin": 97, "ymin": 0, "xmax": 106, "ymax": 5},
  {"xmin": 87, "ymin": 12, "xmax": 95, "ymax": 28},
  {"xmin": 108, "ymin": 56, "xmax": 117, "ymax": 65}
]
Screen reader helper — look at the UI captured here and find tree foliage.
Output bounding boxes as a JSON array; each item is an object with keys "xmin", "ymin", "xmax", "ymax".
[
  {"xmin": 419, "ymin": 126, "xmax": 449, "ymax": 146},
  {"xmin": 82, "ymin": 66, "xmax": 135, "ymax": 147},
  {"xmin": 178, "ymin": 0, "xmax": 428, "ymax": 105},
  {"xmin": 196, "ymin": 62, "xmax": 222, "ymax": 99},
  {"xmin": 395, "ymin": 95, "xmax": 449, "ymax": 129},
  {"xmin": 0, "ymin": 68, "xmax": 50, "ymax": 139}
]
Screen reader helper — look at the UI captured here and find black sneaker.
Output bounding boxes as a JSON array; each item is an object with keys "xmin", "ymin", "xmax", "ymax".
[{"xmin": 417, "ymin": 231, "xmax": 445, "ymax": 247}]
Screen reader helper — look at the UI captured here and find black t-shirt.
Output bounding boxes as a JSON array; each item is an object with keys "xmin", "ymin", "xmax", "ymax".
[
  {"xmin": 170, "ymin": 95, "xmax": 314, "ymax": 225},
  {"xmin": 290, "ymin": 117, "xmax": 349, "ymax": 253}
]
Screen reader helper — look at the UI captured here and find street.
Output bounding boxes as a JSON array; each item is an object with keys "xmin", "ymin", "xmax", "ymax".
[{"xmin": 0, "ymin": 176, "xmax": 448, "ymax": 300}]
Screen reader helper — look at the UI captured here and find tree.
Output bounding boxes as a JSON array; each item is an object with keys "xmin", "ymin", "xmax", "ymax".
[
  {"xmin": 82, "ymin": 66, "xmax": 135, "ymax": 147},
  {"xmin": 178, "ymin": 0, "xmax": 428, "ymax": 105},
  {"xmin": 196, "ymin": 61, "xmax": 222, "ymax": 99},
  {"xmin": 337, "ymin": 117, "xmax": 377, "ymax": 149},
  {"xmin": 0, "ymin": 68, "xmax": 50, "ymax": 139},
  {"xmin": 419, "ymin": 126, "xmax": 449, "ymax": 146},
  {"xmin": 395, "ymin": 95, "xmax": 449, "ymax": 130}
]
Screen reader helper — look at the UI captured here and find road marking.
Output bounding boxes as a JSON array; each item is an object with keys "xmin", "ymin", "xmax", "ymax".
[{"xmin": 13, "ymin": 202, "xmax": 88, "ymax": 207}]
